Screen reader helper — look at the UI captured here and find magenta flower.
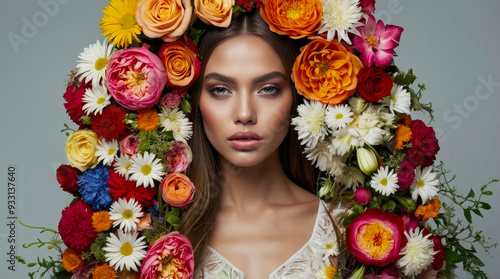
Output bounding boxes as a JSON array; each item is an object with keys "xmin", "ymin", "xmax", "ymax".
[
  {"xmin": 354, "ymin": 187, "xmax": 372, "ymax": 205},
  {"xmin": 352, "ymin": 15, "xmax": 403, "ymax": 68}
]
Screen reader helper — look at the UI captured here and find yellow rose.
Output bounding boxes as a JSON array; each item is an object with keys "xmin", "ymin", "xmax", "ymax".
[
  {"xmin": 136, "ymin": 0, "xmax": 193, "ymax": 42},
  {"xmin": 65, "ymin": 129, "xmax": 99, "ymax": 172},
  {"xmin": 195, "ymin": 0, "xmax": 234, "ymax": 27}
]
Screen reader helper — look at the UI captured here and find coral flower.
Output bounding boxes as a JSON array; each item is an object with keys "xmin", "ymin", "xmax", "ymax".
[
  {"xmin": 92, "ymin": 211, "xmax": 113, "ymax": 232},
  {"xmin": 161, "ymin": 172, "xmax": 195, "ymax": 209},
  {"xmin": 92, "ymin": 263, "xmax": 119, "ymax": 279},
  {"xmin": 137, "ymin": 109, "xmax": 159, "ymax": 131},
  {"xmin": 346, "ymin": 209, "xmax": 404, "ymax": 266},
  {"xmin": 292, "ymin": 38, "xmax": 362, "ymax": 105},
  {"xmin": 260, "ymin": 0, "xmax": 323, "ymax": 39},
  {"xmin": 352, "ymin": 14, "xmax": 403, "ymax": 68},
  {"xmin": 159, "ymin": 38, "xmax": 201, "ymax": 87},
  {"xmin": 414, "ymin": 198, "xmax": 441, "ymax": 222},
  {"xmin": 394, "ymin": 123, "xmax": 412, "ymax": 150},
  {"xmin": 61, "ymin": 248, "xmax": 82, "ymax": 273},
  {"xmin": 100, "ymin": 0, "xmax": 142, "ymax": 48}
]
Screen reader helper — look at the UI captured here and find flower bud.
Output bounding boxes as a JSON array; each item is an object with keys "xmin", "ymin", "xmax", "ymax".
[
  {"xmin": 350, "ymin": 265, "xmax": 366, "ymax": 279},
  {"xmin": 356, "ymin": 147, "xmax": 378, "ymax": 175},
  {"xmin": 382, "ymin": 200, "xmax": 397, "ymax": 212},
  {"xmin": 349, "ymin": 96, "xmax": 366, "ymax": 114},
  {"xmin": 354, "ymin": 188, "xmax": 372, "ymax": 205}
]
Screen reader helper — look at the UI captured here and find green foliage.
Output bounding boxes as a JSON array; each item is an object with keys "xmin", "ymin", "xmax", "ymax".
[
  {"xmin": 137, "ymin": 130, "xmax": 173, "ymax": 160},
  {"xmin": 392, "ymin": 68, "xmax": 434, "ymax": 122},
  {"xmin": 81, "ymin": 232, "xmax": 109, "ymax": 262},
  {"xmin": 60, "ymin": 123, "xmax": 75, "ymax": 136},
  {"xmin": 430, "ymin": 161, "xmax": 499, "ymax": 279}
]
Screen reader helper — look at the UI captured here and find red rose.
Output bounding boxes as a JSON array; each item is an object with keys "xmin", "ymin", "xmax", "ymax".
[
  {"xmin": 356, "ymin": 67, "xmax": 393, "ymax": 102},
  {"xmin": 91, "ymin": 105, "xmax": 127, "ymax": 140},
  {"xmin": 56, "ymin": 164, "xmax": 80, "ymax": 193},
  {"xmin": 397, "ymin": 160, "xmax": 415, "ymax": 190},
  {"xmin": 107, "ymin": 170, "xmax": 157, "ymax": 209},
  {"xmin": 405, "ymin": 120, "xmax": 440, "ymax": 167}
]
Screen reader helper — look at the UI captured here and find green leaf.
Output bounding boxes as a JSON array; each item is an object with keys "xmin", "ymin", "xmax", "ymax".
[
  {"xmin": 466, "ymin": 189, "xmax": 475, "ymax": 199},
  {"xmin": 54, "ymin": 270, "xmax": 72, "ymax": 279},
  {"xmin": 472, "ymin": 209, "xmax": 484, "ymax": 218},
  {"xmin": 444, "ymin": 249, "xmax": 463, "ymax": 265},
  {"xmin": 479, "ymin": 202, "xmax": 491, "ymax": 210},
  {"xmin": 483, "ymin": 190, "xmax": 493, "ymax": 196},
  {"xmin": 464, "ymin": 208, "xmax": 472, "ymax": 223},
  {"xmin": 180, "ymin": 98, "xmax": 191, "ymax": 114},
  {"xmin": 27, "ymin": 263, "xmax": 36, "ymax": 267},
  {"xmin": 166, "ymin": 215, "xmax": 180, "ymax": 227}
]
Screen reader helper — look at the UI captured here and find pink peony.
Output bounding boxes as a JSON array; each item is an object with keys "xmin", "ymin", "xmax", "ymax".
[
  {"xmin": 159, "ymin": 87, "xmax": 189, "ymax": 108},
  {"xmin": 405, "ymin": 120, "xmax": 440, "ymax": 168},
  {"xmin": 352, "ymin": 15, "xmax": 403, "ymax": 68},
  {"xmin": 346, "ymin": 209, "xmax": 404, "ymax": 267},
  {"xmin": 397, "ymin": 160, "xmax": 414, "ymax": 190},
  {"xmin": 164, "ymin": 141, "xmax": 192, "ymax": 173},
  {"xmin": 106, "ymin": 47, "xmax": 167, "ymax": 110},
  {"xmin": 354, "ymin": 187, "xmax": 372, "ymax": 205},
  {"xmin": 140, "ymin": 231, "xmax": 194, "ymax": 279},
  {"xmin": 119, "ymin": 133, "xmax": 141, "ymax": 158}
]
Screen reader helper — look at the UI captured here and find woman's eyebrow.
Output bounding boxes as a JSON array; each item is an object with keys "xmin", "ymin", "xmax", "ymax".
[{"xmin": 203, "ymin": 71, "xmax": 287, "ymax": 85}]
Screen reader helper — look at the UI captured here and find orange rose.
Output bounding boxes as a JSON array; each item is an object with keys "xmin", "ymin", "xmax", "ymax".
[
  {"xmin": 260, "ymin": 0, "xmax": 323, "ymax": 39},
  {"xmin": 160, "ymin": 173, "xmax": 195, "ymax": 209},
  {"xmin": 195, "ymin": 0, "xmax": 234, "ymax": 27},
  {"xmin": 159, "ymin": 39, "xmax": 201, "ymax": 87},
  {"xmin": 136, "ymin": 0, "xmax": 192, "ymax": 42},
  {"xmin": 414, "ymin": 198, "xmax": 441, "ymax": 222},
  {"xmin": 291, "ymin": 38, "xmax": 363, "ymax": 105}
]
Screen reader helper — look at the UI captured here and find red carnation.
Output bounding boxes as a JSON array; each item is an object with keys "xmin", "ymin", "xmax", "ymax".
[
  {"xmin": 63, "ymin": 82, "xmax": 91, "ymax": 127},
  {"xmin": 356, "ymin": 67, "xmax": 393, "ymax": 102},
  {"xmin": 91, "ymin": 105, "xmax": 127, "ymax": 140},
  {"xmin": 58, "ymin": 200, "xmax": 97, "ymax": 254},
  {"xmin": 405, "ymin": 120, "xmax": 440, "ymax": 167},
  {"xmin": 56, "ymin": 164, "xmax": 80, "ymax": 193},
  {"xmin": 107, "ymin": 169, "xmax": 157, "ymax": 209}
]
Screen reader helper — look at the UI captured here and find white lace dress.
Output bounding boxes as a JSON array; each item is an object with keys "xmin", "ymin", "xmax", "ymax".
[{"xmin": 195, "ymin": 200, "xmax": 345, "ymax": 279}]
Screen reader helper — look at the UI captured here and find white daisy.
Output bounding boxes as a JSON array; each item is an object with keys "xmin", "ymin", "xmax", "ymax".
[
  {"xmin": 75, "ymin": 40, "xmax": 115, "ymax": 88},
  {"xmin": 313, "ymin": 236, "xmax": 339, "ymax": 262},
  {"xmin": 397, "ymin": 228, "xmax": 437, "ymax": 277},
  {"xmin": 318, "ymin": 0, "xmax": 364, "ymax": 44},
  {"xmin": 95, "ymin": 138, "xmax": 119, "ymax": 166},
  {"xmin": 325, "ymin": 104, "xmax": 354, "ymax": 130},
  {"xmin": 109, "ymin": 198, "xmax": 144, "ymax": 233},
  {"xmin": 315, "ymin": 263, "xmax": 338, "ymax": 279},
  {"xmin": 411, "ymin": 166, "xmax": 439, "ymax": 204},
  {"xmin": 158, "ymin": 106, "xmax": 193, "ymax": 142},
  {"xmin": 114, "ymin": 154, "xmax": 133, "ymax": 180},
  {"xmin": 381, "ymin": 84, "xmax": 412, "ymax": 114},
  {"xmin": 103, "ymin": 230, "xmax": 147, "ymax": 272},
  {"xmin": 370, "ymin": 166, "xmax": 399, "ymax": 196},
  {"xmin": 291, "ymin": 100, "xmax": 329, "ymax": 150},
  {"xmin": 129, "ymin": 152, "xmax": 164, "ymax": 187},
  {"xmin": 82, "ymin": 85, "xmax": 112, "ymax": 115}
]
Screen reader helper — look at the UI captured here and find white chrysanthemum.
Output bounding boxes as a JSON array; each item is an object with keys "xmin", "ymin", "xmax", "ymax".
[
  {"xmin": 397, "ymin": 228, "xmax": 438, "ymax": 277},
  {"xmin": 75, "ymin": 40, "xmax": 115, "ymax": 88},
  {"xmin": 411, "ymin": 166, "xmax": 439, "ymax": 204},
  {"xmin": 382, "ymin": 84, "xmax": 412, "ymax": 114},
  {"xmin": 370, "ymin": 166, "xmax": 399, "ymax": 196},
  {"xmin": 325, "ymin": 104, "xmax": 354, "ymax": 130},
  {"xmin": 304, "ymin": 141, "xmax": 333, "ymax": 172},
  {"xmin": 95, "ymin": 139, "xmax": 118, "ymax": 166},
  {"xmin": 291, "ymin": 100, "xmax": 329, "ymax": 149},
  {"xmin": 109, "ymin": 198, "xmax": 144, "ymax": 233},
  {"xmin": 129, "ymin": 152, "xmax": 164, "ymax": 187},
  {"xmin": 114, "ymin": 154, "xmax": 132, "ymax": 180},
  {"xmin": 318, "ymin": 0, "xmax": 364, "ymax": 43},
  {"xmin": 335, "ymin": 166, "xmax": 364, "ymax": 189},
  {"xmin": 347, "ymin": 108, "xmax": 385, "ymax": 146},
  {"xmin": 330, "ymin": 128, "xmax": 356, "ymax": 156},
  {"xmin": 82, "ymin": 85, "xmax": 112, "ymax": 115},
  {"xmin": 103, "ymin": 230, "xmax": 147, "ymax": 272},
  {"xmin": 158, "ymin": 106, "xmax": 193, "ymax": 142}
]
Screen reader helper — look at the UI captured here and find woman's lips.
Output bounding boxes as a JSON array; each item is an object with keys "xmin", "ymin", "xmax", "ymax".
[{"xmin": 228, "ymin": 131, "xmax": 263, "ymax": 150}]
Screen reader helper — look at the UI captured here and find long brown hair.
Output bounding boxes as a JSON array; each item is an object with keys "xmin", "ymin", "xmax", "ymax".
[{"xmin": 180, "ymin": 11, "xmax": 317, "ymax": 275}]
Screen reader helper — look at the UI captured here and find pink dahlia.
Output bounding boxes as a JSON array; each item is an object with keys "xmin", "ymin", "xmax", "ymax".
[
  {"xmin": 164, "ymin": 141, "xmax": 192, "ymax": 173},
  {"xmin": 140, "ymin": 231, "xmax": 194, "ymax": 279},
  {"xmin": 405, "ymin": 120, "xmax": 440, "ymax": 168},
  {"xmin": 106, "ymin": 47, "xmax": 167, "ymax": 110},
  {"xmin": 58, "ymin": 200, "xmax": 97, "ymax": 254},
  {"xmin": 346, "ymin": 209, "xmax": 404, "ymax": 266},
  {"xmin": 352, "ymin": 15, "xmax": 403, "ymax": 69}
]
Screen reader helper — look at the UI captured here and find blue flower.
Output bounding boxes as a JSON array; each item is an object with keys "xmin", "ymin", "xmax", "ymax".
[{"xmin": 78, "ymin": 166, "xmax": 113, "ymax": 210}]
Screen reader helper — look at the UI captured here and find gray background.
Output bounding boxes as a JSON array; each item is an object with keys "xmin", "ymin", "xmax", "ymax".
[{"xmin": 1, "ymin": 0, "xmax": 498, "ymax": 278}]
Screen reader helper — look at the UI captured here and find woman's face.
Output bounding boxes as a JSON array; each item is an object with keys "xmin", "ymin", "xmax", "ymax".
[{"xmin": 199, "ymin": 35, "xmax": 293, "ymax": 168}]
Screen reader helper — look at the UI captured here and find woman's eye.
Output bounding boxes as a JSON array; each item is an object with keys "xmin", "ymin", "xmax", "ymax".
[
  {"xmin": 208, "ymin": 86, "xmax": 230, "ymax": 96},
  {"xmin": 258, "ymin": 86, "xmax": 281, "ymax": 95}
]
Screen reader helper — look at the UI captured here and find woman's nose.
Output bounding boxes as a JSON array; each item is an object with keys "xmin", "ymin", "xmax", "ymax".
[{"xmin": 233, "ymin": 93, "xmax": 257, "ymax": 125}]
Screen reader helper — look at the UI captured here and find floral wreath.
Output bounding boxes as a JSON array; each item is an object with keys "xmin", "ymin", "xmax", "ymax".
[{"xmin": 19, "ymin": 0, "xmax": 498, "ymax": 278}]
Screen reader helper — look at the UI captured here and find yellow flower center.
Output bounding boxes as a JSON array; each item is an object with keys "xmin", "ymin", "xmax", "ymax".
[
  {"xmin": 324, "ymin": 265, "xmax": 337, "ymax": 279},
  {"xmin": 359, "ymin": 222, "xmax": 394, "ymax": 259},
  {"xmin": 120, "ymin": 243, "xmax": 133, "ymax": 257},
  {"xmin": 336, "ymin": 113, "xmax": 343, "ymax": 120},
  {"xmin": 107, "ymin": 148, "xmax": 115, "ymax": 156},
  {"xmin": 286, "ymin": 6, "xmax": 301, "ymax": 20},
  {"xmin": 123, "ymin": 70, "xmax": 148, "ymax": 96},
  {"xmin": 97, "ymin": 97, "xmax": 106, "ymax": 105},
  {"xmin": 141, "ymin": 165, "xmax": 152, "ymax": 175},
  {"xmin": 119, "ymin": 13, "xmax": 136, "ymax": 30},
  {"xmin": 366, "ymin": 35, "xmax": 379, "ymax": 48},
  {"xmin": 325, "ymin": 243, "xmax": 334, "ymax": 250},
  {"xmin": 380, "ymin": 178, "xmax": 388, "ymax": 186},
  {"xmin": 122, "ymin": 209, "xmax": 133, "ymax": 220},
  {"xmin": 417, "ymin": 179, "xmax": 425, "ymax": 188},
  {"xmin": 94, "ymin": 57, "xmax": 109, "ymax": 71}
]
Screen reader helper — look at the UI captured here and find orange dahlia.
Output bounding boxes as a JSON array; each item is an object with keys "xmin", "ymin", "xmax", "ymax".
[
  {"xmin": 260, "ymin": 0, "xmax": 323, "ymax": 39},
  {"xmin": 292, "ymin": 38, "xmax": 363, "ymax": 105},
  {"xmin": 61, "ymin": 248, "xmax": 82, "ymax": 273}
]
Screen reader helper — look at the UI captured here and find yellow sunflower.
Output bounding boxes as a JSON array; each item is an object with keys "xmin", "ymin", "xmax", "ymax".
[{"xmin": 100, "ymin": 0, "xmax": 142, "ymax": 48}]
